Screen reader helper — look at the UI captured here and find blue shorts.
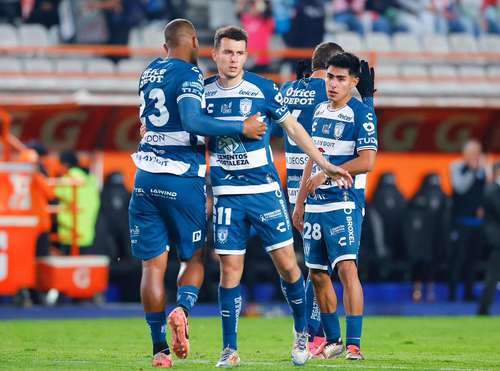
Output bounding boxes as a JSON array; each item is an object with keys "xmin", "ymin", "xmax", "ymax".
[
  {"xmin": 129, "ymin": 169, "xmax": 206, "ymax": 261},
  {"xmin": 303, "ymin": 206, "xmax": 363, "ymax": 271},
  {"xmin": 213, "ymin": 189, "xmax": 294, "ymax": 255}
]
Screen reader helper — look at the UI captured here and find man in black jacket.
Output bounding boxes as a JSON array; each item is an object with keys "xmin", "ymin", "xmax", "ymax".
[{"xmin": 478, "ymin": 162, "xmax": 500, "ymax": 315}]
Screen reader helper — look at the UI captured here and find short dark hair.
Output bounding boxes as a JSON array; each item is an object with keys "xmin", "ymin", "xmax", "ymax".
[
  {"xmin": 59, "ymin": 151, "xmax": 79, "ymax": 169},
  {"xmin": 311, "ymin": 42, "xmax": 344, "ymax": 71},
  {"xmin": 164, "ymin": 18, "xmax": 195, "ymax": 47},
  {"xmin": 214, "ymin": 26, "xmax": 248, "ymax": 49},
  {"xmin": 327, "ymin": 52, "xmax": 360, "ymax": 77}
]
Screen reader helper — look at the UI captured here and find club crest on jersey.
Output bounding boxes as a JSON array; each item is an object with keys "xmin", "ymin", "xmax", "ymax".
[
  {"xmin": 239, "ymin": 98, "xmax": 252, "ymax": 116},
  {"xmin": 334, "ymin": 122, "xmax": 345, "ymax": 139},
  {"xmin": 217, "ymin": 227, "xmax": 228, "ymax": 244},
  {"xmin": 322, "ymin": 123, "xmax": 332, "ymax": 135}
]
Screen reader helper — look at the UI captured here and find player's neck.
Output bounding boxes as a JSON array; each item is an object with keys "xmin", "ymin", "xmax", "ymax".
[
  {"xmin": 329, "ymin": 94, "xmax": 352, "ymax": 110},
  {"xmin": 310, "ymin": 70, "xmax": 326, "ymax": 79},
  {"xmin": 166, "ymin": 49, "xmax": 192, "ymax": 64},
  {"xmin": 218, "ymin": 72, "xmax": 244, "ymax": 88}
]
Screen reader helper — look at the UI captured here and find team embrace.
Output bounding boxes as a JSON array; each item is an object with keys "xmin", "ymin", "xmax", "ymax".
[{"xmin": 130, "ymin": 18, "xmax": 377, "ymax": 368}]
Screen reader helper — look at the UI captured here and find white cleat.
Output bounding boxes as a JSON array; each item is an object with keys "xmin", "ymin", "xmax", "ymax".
[
  {"xmin": 215, "ymin": 347, "xmax": 240, "ymax": 368},
  {"xmin": 317, "ymin": 341, "xmax": 344, "ymax": 359},
  {"xmin": 291, "ymin": 331, "xmax": 310, "ymax": 366}
]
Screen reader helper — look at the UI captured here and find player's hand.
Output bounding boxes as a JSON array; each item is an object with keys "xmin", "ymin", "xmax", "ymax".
[
  {"xmin": 295, "ymin": 59, "xmax": 311, "ymax": 80},
  {"xmin": 305, "ymin": 171, "xmax": 327, "ymax": 196},
  {"xmin": 356, "ymin": 60, "xmax": 376, "ymax": 98},
  {"xmin": 292, "ymin": 203, "xmax": 305, "ymax": 232},
  {"xmin": 140, "ymin": 123, "xmax": 146, "ymax": 138},
  {"xmin": 243, "ymin": 112, "xmax": 267, "ymax": 140},
  {"xmin": 323, "ymin": 164, "xmax": 353, "ymax": 189}
]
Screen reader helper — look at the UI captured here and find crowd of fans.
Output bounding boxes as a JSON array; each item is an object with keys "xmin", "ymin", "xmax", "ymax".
[{"xmin": 0, "ymin": 0, "xmax": 498, "ymax": 48}]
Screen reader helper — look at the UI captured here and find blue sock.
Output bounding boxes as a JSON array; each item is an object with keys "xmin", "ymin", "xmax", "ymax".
[
  {"xmin": 145, "ymin": 312, "xmax": 167, "ymax": 354},
  {"xmin": 346, "ymin": 315, "xmax": 363, "ymax": 347},
  {"xmin": 305, "ymin": 277, "xmax": 323, "ymax": 337},
  {"xmin": 177, "ymin": 285, "xmax": 199, "ymax": 314},
  {"xmin": 219, "ymin": 285, "xmax": 242, "ymax": 350},
  {"xmin": 320, "ymin": 312, "xmax": 341, "ymax": 344},
  {"xmin": 280, "ymin": 275, "xmax": 307, "ymax": 333}
]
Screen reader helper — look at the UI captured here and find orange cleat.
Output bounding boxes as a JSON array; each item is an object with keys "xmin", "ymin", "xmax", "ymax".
[
  {"xmin": 167, "ymin": 307, "xmax": 190, "ymax": 359},
  {"xmin": 152, "ymin": 352, "xmax": 173, "ymax": 368}
]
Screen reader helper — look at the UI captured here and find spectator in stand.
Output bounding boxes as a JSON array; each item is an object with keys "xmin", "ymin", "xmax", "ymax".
[
  {"xmin": 478, "ymin": 162, "xmax": 500, "ymax": 315},
  {"xmin": 482, "ymin": 0, "xmax": 500, "ymax": 34},
  {"xmin": 448, "ymin": 140, "xmax": 489, "ymax": 301},
  {"xmin": 283, "ymin": 0, "xmax": 325, "ymax": 48},
  {"xmin": 331, "ymin": 0, "xmax": 366, "ymax": 35},
  {"xmin": 238, "ymin": 0, "xmax": 274, "ymax": 73},
  {"xmin": 55, "ymin": 151, "xmax": 100, "ymax": 254},
  {"xmin": 447, "ymin": 0, "xmax": 481, "ymax": 36}
]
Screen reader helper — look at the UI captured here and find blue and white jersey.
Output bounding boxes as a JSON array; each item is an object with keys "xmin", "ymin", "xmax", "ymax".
[
  {"xmin": 205, "ymin": 71, "xmax": 290, "ymax": 196},
  {"xmin": 132, "ymin": 58, "xmax": 206, "ymax": 178},
  {"xmin": 306, "ymin": 97, "xmax": 378, "ymax": 212},
  {"xmin": 280, "ymin": 77, "xmax": 327, "ymax": 204}
]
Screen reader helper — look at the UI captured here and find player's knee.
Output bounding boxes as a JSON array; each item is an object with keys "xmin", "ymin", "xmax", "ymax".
[{"xmin": 337, "ymin": 260, "xmax": 358, "ymax": 284}]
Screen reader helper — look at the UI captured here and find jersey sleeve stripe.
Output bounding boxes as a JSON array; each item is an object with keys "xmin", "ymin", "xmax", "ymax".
[
  {"xmin": 176, "ymin": 93, "xmax": 202, "ymax": 103},
  {"xmin": 357, "ymin": 146, "xmax": 378, "ymax": 152},
  {"xmin": 275, "ymin": 110, "xmax": 291, "ymax": 124}
]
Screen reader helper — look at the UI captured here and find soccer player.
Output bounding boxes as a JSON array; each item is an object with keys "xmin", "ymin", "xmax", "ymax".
[
  {"xmin": 203, "ymin": 26, "xmax": 353, "ymax": 367},
  {"xmin": 129, "ymin": 19, "xmax": 266, "ymax": 368},
  {"xmin": 280, "ymin": 44, "xmax": 375, "ymax": 355},
  {"xmin": 293, "ymin": 52, "xmax": 378, "ymax": 361}
]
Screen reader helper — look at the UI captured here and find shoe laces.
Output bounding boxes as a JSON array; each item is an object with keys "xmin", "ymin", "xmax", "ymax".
[
  {"xmin": 295, "ymin": 332, "xmax": 308, "ymax": 351},
  {"xmin": 220, "ymin": 347, "xmax": 235, "ymax": 362}
]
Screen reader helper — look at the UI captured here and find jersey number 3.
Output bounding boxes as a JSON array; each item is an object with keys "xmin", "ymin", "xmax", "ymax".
[{"xmin": 140, "ymin": 88, "xmax": 170, "ymax": 127}]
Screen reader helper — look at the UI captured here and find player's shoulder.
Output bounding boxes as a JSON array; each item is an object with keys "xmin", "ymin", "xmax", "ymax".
[
  {"xmin": 204, "ymin": 74, "xmax": 219, "ymax": 87},
  {"xmin": 348, "ymin": 97, "xmax": 372, "ymax": 115},
  {"xmin": 243, "ymin": 71, "xmax": 278, "ymax": 94},
  {"xmin": 312, "ymin": 100, "xmax": 329, "ymax": 116}
]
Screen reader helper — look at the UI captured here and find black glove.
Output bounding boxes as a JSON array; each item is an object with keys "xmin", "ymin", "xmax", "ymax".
[
  {"xmin": 357, "ymin": 59, "xmax": 376, "ymax": 98},
  {"xmin": 295, "ymin": 59, "xmax": 312, "ymax": 80}
]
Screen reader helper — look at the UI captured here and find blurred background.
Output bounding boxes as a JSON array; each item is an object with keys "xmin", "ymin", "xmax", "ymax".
[{"xmin": 0, "ymin": 0, "xmax": 499, "ymax": 318}]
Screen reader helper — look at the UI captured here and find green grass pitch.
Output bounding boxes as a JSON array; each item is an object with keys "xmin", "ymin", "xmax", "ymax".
[{"xmin": 1, "ymin": 316, "xmax": 499, "ymax": 370}]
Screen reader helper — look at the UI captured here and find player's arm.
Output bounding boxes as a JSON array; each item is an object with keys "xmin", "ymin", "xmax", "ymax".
[
  {"xmin": 292, "ymin": 158, "xmax": 313, "ymax": 232},
  {"xmin": 178, "ymin": 97, "xmax": 265, "ymax": 139},
  {"xmin": 280, "ymin": 114, "xmax": 352, "ymax": 187}
]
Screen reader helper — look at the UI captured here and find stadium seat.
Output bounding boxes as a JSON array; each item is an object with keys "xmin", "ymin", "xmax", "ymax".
[
  {"xmin": 429, "ymin": 65, "xmax": 460, "ymax": 96},
  {"xmin": 55, "ymin": 59, "xmax": 85, "ymax": 73},
  {"xmin": 208, "ymin": 0, "xmax": 237, "ymax": 30},
  {"xmin": 117, "ymin": 59, "xmax": 148, "ymax": 75},
  {"xmin": 400, "ymin": 65, "xmax": 431, "ymax": 96},
  {"xmin": 376, "ymin": 64, "xmax": 399, "ymax": 78},
  {"xmin": 333, "ymin": 32, "xmax": 364, "ymax": 52},
  {"xmin": 487, "ymin": 65, "xmax": 500, "ymax": 77},
  {"xmin": 0, "ymin": 57, "xmax": 22, "ymax": 73},
  {"xmin": 392, "ymin": 32, "xmax": 421, "ymax": 52},
  {"xmin": 24, "ymin": 58, "xmax": 54, "ymax": 73},
  {"xmin": 365, "ymin": 32, "xmax": 392, "ymax": 52},
  {"xmin": 478, "ymin": 34, "xmax": 500, "ymax": 52},
  {"xmin": 448, "ymin": 33, "xmax": 478, "ymax": 53},
  {"xmin": 142, "ymin": 23, "xmax": 165, "ymax": 49},
  {"xmin": 422, "ymin": 34, "xmax": 449, "ymax": 53},
  {"xmin": 458, "ymin": 65, "xmax": 486, "ymax": 79},
  {"xmin": 86, "ymin": 58, "xmax": 116, "ymax": 74},
  {"xmin": 400, "ymin": 65, "xmax": 428, "ymax": 78},
  {"xmin": 18, "ymin": 24, "xmax": 50, "ymax": 46},
  {"xmin": 0, "ymin": 23, "xmax": 19, "ymax": 47}
]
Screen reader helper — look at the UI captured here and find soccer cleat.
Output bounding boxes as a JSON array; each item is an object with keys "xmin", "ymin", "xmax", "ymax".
[
  {"xmin": 215, "ymin": 347, "xmax": 240, "ymax": 368},
  {"xmin": 152, "ymin": 351, "xmax": 173, "ymax": 368},
  {"xmin": 308, "ymin": 336, "xmax": 326, "ymax": 358},
  {"xmin": 317, "ymin": 341, "xmax": 344, "ymax": 359},
  {"xmin": 345, "ymin": 345, "xmax": 364, "ymax": 360},
  {"xmin": 291, "ymin": 331, "xmax": 310, "ymax": 365},
  {"xmin": 167, "ymin": 307, "xmax": 190, "ymax": 359}
]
